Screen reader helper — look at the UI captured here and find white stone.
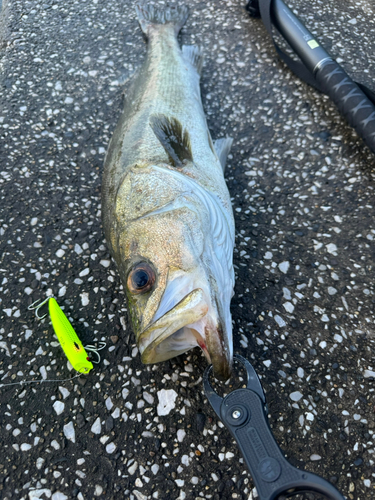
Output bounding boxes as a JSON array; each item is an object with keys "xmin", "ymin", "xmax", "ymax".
[
  {"xmin": 36, "ymin": 457, "xmax": 45, "ymax": 469},
  {"xmin": 80, "ymin": 292, "xmax": 89, "ymax": 306},
  {"xmin": 157, "ymin": 389, "xmax": 178, "ymax": 416},
  {"xmin": 94, "ymin": 485, "xmax": 103, "ymax": 496},
  {"xmin": 52, "ymin": 493, "xmax": 68, "ymax": 500},
  {"xmin": 30, "ymin": 217, "xmax": 38, "ymax": 226},
  {"xmin": 306, "ymin": 412, "xmax": 314, "ymax": 422},
  {"xmin": 283, "ymin": 302, "xmax": 294, "ymax": 313},
  {"xmin": 29, "ymin": 490, "xmax": 52, "ymax": 499},
  {"xmin": 133, "ymin": 491, "xmax": 147, "ymax": 500},
  {"xmin": 310, "ymin": 454, "xmax": 321, "ymax": 461},
  {"xmin": 128, "ymin": 461, "xmax": 138, "ymax": 475},
  {"xmin": 100, "ymin": 259, "xmax": 111, "ymax": 268},
  {"xmin": 63, "ymin": 421, "xmax": 75, "ymax": 443},
  {"xmin": 64, "ymin": 97, "xmax": 73, "ymax": 104},
  {"xmin": 79, "ymin": 268, "xmax": 90, "ymax": 277},
  {"xmin": 274, "ymin": 315, "xmax": 286, "ymax": 327},
  {"xmin": 151, "ymin": 464, "xmax": 159, "ymax": 475},
  {"xmin": 282, "ymin": 287, "xmax": 291, "ymax": 300},
  {"xmin": 111, "ymin": 408, "xmax": 120, "ymax": 419},
  {"xmin": 175, "ymin": 479, "xmax": 184, "ymax": 487},
  {"xmin": 91, "ymin": 417, "xmax": 101, "ymax": 434},
  {"xmin": 58, "ymin": 286, "xmax": 66, "ymax": 297},
  {"xmin": 55, "ymin": 249, "xmax": 65, "ymax": 258},
  {"xmin": 53, "ymin": 401, "xmax": 65, "ymax": 415},
  {"xmin": 177, "ymin": 429, "xmax": 186, "ymax": 442},
  {"xmin": 279, "ymin": 261, "xmax": 290, "ymax": 274},
  {"xmin": 264, "ymin": 251, "xmax": 273, "ymax": 260},
  {"xmin": 106, "ymin": 442, "xmax": 116, "ymax": 453},
  {"xmin": 143, "ymin": 392, "xmax": 154, "ymax": 404},
  {"xmin": 59, "ymin": 387, "xmax": 70, "ymax": 399},
  {"xmin": 326, "ymin": 243, "xmax": 338, "ymax": 255},
  {"xmin": 0, "ymin": 341, "xmax": 10, "ymax": 356},
  {"xmin": 290, "ymin": 391, "xmax": 303, "ymax": 402},
  {"xmin": 74, "ymin": 244, "xmax": 83, "ymax": 255},
  {"xmin": 21, "ymin": 443, "xmax": 32, "ymax": 451},
  {"xmin": 328, "ymin": 287, "xmax": 337, "ymax": 295},
  {"xmin": 297, "ymin": 367, "xmax": 304, "ymax": 378},
  {"xmin": 364, "ymin": 369, "xmax": 375, "ymax": 378},
  {"xmin": 51, "ymin": 440, "xmax": 60, "ymax": 450}
]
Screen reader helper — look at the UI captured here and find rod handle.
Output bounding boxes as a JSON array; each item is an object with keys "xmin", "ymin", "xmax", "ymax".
[{"xmin": 315, "ymin": 59, "xmax": 375, "ymax": 154}]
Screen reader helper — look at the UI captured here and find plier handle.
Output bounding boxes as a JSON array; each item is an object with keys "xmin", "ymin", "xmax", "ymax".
[{"xmin": 203, "ymin": 355, "xmax": 346, "ymax": 500}]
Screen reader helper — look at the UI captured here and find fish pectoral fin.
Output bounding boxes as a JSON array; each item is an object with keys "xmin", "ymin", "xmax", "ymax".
[
  {"xmin": 214, "ymin": 137, "xmax": 233, "ymax": 172},
  {"xmin": 150, "ymin": 114, "xmax": 193, "ymax": 168},
  {"xmin": 182, "ymin": 45, "xmax": 204, "ymax": 75}
]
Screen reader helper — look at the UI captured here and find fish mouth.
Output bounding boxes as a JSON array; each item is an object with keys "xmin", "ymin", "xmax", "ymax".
[{"xmin": 137, "ymin": 288, "xmax": 232, "ymax": 380}]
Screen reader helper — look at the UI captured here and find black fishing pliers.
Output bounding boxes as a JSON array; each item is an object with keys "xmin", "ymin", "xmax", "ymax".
[{"xmin": 203, "ymin": 355, "xmax": 346, "ymax": 500}]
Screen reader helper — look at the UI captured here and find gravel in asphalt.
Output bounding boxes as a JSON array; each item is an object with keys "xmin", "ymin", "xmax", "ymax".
[{"xmin": 0, "ymin": 0, "xmax": 375, "ymax": 499}]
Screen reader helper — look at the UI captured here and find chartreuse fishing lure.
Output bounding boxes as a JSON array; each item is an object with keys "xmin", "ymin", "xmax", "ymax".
[{"xmin": 28, "ymin": 296, "xmax": 102, "ymax": 374}]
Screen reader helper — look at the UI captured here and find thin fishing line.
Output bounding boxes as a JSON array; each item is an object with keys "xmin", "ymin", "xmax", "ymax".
[{"xmin": 0, "ymin": 373, "xmax": 81, "ymax": 389}]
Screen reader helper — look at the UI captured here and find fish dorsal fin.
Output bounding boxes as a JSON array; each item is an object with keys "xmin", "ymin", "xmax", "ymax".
[
  {"xmin": 182, "ymin": 45, "xmax": 204, "ymax": 75},
  {"xmin": 150, "ymin": 115, "xmax": 193, "ymax": 168},
  {"xmin": 214, "ymin": 137, "xmax": 233, "ymax": 172}
]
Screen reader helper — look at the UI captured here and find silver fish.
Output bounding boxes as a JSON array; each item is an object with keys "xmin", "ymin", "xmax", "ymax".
[{"xmin": 102, "ymin": 1, "xmax": 235, "ymax": 380}]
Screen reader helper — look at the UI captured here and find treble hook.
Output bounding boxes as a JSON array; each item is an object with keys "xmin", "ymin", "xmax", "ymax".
[
  {"xmin": 27, "ymin": 297, "xmax": 52, "ymax": 320},
  {"xmin": 84, "ymin": 342, "xmax": 106, "ymax": 364}
]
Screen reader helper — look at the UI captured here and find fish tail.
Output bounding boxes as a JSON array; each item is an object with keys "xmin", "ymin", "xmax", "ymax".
[{"xmin": 135, "ymin": 1, "xmax": 189, "ymax": 38}]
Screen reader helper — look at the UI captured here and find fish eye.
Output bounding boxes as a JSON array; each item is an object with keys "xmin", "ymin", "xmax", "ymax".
[{"xmin": 127, "ymin": 262, "xmax": 156, "ymax": 294}]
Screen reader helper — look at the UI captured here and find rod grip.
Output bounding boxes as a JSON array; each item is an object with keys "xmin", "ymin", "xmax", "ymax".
[{"xmin": 315, "ymin": 60, "xmax": 375, "ymax": 154}]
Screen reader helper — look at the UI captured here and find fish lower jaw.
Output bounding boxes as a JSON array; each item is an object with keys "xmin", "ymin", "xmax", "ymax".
[
  {"xmin": 138, "ymin": 324, "xmax": 210, "ymax": 365},
  {"xmin": 138, "ymin": 317, "xmax": 234, "ymax": 381}
]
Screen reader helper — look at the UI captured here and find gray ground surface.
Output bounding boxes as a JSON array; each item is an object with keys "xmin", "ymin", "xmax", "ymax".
[{"xmin": 1, "ymin": 0, "xmax": 375, "ymax": 499}]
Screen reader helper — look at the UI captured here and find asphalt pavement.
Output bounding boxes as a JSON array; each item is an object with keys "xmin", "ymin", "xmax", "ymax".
[{"xmin": 0, "ymin": 0, "xmax": 375, "ymax": 499}]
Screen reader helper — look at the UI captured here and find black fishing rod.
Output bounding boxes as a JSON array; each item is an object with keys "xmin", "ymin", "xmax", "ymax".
[{"xmin": 247, "ymin": 0, "xmax": 375, "ymax": 155}]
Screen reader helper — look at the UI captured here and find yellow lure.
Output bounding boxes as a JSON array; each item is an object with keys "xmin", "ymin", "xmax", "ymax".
[{"xmin": 48, "ymin": 297, "xmax": 93, "ymax": 374}]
